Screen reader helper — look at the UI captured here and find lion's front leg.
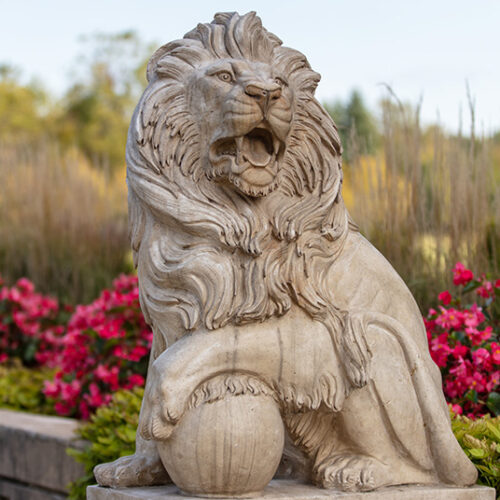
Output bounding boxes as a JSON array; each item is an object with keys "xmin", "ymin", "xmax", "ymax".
[
  {"xmin": 139, "ymin": 322, "xmax": 282, "ymax": 441},
  {"xmin": 139, "ymin": 310, "xmax": 340, "ymax": 441},
  {"xmin": 94, "ymin": 331, "xmax": 171, "ymax": 487}
]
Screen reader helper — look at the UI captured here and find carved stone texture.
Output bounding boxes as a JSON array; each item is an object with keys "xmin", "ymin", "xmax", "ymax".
[
  {"xmin": 94, "ymin": 11, "xmax": 479, "ymax": 498},
  {"xmin": 87, "ymin": 482, "xmax": 497, "ymax": 500}
]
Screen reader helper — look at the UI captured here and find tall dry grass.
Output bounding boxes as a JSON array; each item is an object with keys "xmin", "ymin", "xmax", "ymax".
[
  {"xmin": 1, "ymin": 96, "xmax": 498, "ymax": 310},
  {"xmin": 342, "ymin": 94, "xmax": 500, "ymax": 310},
  {"xmin": 0, "ymin": 141, "xmax": 131, "ymax": 303}
]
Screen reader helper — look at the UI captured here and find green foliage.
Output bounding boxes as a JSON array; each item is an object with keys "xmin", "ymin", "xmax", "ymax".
[
  {"xmin": 324, "ymin": 89, "xmax": 379, "ymax": 160},
  {"xmin": 57, "ymin": 31, "xmax": 152, "ymax": 171},
  {"xmin": 452, "ymin": 412, "xmax": 500, "ymax": 494},
  {"xmin": 0, "ymin": 65, "xmax": 51, "ymax": 141},
  {"xmin": 0, "ymin": 362, "xmax": 55, "ymax": 414},
  {"xmin": 67, "ymin": 387, "xmax": 143, "ymax": 500}
]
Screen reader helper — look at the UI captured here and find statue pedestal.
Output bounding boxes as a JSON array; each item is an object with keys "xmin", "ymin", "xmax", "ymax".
[{"xmin": 87, "ymin": 479, "xmax": 495, "ymax": 499}]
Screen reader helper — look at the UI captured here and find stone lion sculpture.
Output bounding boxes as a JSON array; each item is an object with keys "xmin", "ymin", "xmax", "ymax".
[{"xmin": 95, "ymin": 11, "xmax": 477, "ymax": 495}]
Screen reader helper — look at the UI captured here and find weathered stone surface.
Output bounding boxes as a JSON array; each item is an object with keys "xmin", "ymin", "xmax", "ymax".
[
  {"xmin": 0, "ymin": 477, "xmax": 66, "ymax": 500},
  {"xmin": 94, "ymin": 10, "xmax": 480, "ymax": 498},
  {"xmin": 87, "ymin": 481, "xmax": 495, "ymax": 500},
  {"xmin": 0, "ymin": 409, "xmax": 84, "ymax": 494}
]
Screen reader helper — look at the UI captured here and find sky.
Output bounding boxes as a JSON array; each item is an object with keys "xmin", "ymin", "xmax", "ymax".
[{"xmin": 1, "ymin": 0, "xmax": 499, "ymax": 133}]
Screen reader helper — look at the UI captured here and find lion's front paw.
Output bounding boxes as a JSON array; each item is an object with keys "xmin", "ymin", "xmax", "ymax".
[
  {"xmin": 94, "ymin": 453, "xmax": 170, "ymax": 487},
  {"xmin": 314, "ymin": 454, "xmax": 391, "ymax": 492},
  {"xmin": 138, "ymin": 365, "xmax": 186, "ymax": 441}
]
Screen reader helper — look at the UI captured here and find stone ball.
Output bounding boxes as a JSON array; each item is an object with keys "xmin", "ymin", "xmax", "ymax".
[{"xmin": 157, "ymin": 393, "xmax": 285, "ymax": 498}]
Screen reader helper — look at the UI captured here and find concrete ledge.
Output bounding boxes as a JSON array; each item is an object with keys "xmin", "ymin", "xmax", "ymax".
[
  {"xmin": 0, "ymin": 477, "xmax": 66, "ymax": 500},
  {"xmin": 0, "ymin": 408, "xmax": 85, "ymax": 496},
  {"xmin": 87, "ymin": 480, "xmax": 496, "ymax": 499}
]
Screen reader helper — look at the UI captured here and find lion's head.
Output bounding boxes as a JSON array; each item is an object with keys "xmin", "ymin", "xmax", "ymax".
[
  {"xmin": 127, "ymin": 12, "xmax": 356, "ymax": 350},
  {"xmin": 187, "ymin": 44, "xmax": 294, "ymax": 197}
]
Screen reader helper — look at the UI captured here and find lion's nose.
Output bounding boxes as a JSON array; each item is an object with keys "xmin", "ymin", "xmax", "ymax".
[{"xmin": 245, "ymin": 82, "xmax": 281, "ymax": 111}]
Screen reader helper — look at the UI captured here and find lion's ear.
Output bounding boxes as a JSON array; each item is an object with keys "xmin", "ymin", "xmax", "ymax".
[
  {"xmin": 147, "ymin": 39, "xmax": 208, "ymax": 83},
  {"xmin": 146, "ymin": 44, "xmax": 173, "ymax": 82}
]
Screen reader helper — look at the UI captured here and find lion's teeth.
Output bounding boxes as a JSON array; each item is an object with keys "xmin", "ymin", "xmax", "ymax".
[
  {"xmin": 235, "ymin": 137, "xmax": 244, "ymax": 164},
  {"xmin": 273, "ymin": 138, "xmax": 280, "ymax": 155}
]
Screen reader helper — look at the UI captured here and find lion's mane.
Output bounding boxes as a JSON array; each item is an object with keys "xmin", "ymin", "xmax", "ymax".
[{"xmin": 126, "ymin": 12, "xmax": 367, "ymax": 388}]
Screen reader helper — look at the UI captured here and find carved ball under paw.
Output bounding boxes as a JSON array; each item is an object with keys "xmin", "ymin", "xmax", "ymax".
[{"xmin": 157, "ymin": 392, "xmax": 285, "ymax": 498}]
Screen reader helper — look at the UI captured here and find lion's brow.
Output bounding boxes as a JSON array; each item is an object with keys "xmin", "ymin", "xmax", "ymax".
[{"xmin": 230, "ymin": 60, "xmax": 265, "ymax": 75}]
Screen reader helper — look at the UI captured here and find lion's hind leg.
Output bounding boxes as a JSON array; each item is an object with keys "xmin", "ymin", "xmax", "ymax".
[
  {"xmin": 316, "ymin": 322, "xmax": 440, "ymax": 492},
  {"xmin": 284, "ymin": 410, "xmax": 390, "ymax": 492},
  {"xmin": 313, "ymin": 454, "xmax": 392, "ymax": 492}
]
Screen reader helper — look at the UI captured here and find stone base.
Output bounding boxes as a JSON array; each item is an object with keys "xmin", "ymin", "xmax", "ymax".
[{"xmin": 87, "ymin": 480, "xmax": 495, "ymax": 500}]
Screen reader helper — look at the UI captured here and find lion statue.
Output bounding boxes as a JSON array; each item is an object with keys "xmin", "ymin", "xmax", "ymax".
[{"xmin": 95, "ymin": 11, "xmax": 477, "ymax": 493}]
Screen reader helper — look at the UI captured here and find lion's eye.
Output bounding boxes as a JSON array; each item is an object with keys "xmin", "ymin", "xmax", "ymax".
[
  {"xmin": 216, "ymin": 71, "xmax": 234, "ymax": 83},
  {"xmin": 274, "ymin": 77, "xmax": 286, "ymax": 87}
]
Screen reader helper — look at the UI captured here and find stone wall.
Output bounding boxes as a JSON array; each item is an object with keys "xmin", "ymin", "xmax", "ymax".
[{"xmin": 0, "ymin": 409, "xmax": 85, "ymax": 500}]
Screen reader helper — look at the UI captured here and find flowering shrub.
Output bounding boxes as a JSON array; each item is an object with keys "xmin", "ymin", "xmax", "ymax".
[
  {"xmin": 426, "ymin": 263, "xmax": 500, "ymax": 417},
  {"xmin": 2, "ymin": 265, "xmax": 499, "ymax": 421},
  {"xmin": 43, "ymin": 275, "xmax": 152, "ymax": 419},
  {"xmin": 0, "ymin": 276, "xmax": 66, "ymax": 367}
]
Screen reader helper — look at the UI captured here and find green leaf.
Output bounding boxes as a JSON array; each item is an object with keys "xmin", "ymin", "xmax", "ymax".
[
  {"xmin": 23, "ymin": 342, "xmax": 38, "ymax": 363},
  {"xmin": 469, "ymin": 448, "xmax": 487, "ymax": 458},
  {"xmin": 465, "ymin": 389, "xmax": 479, "ymax": 403},
  {"xmin": 487, "ymin": 392, "xmax": 500, "ymax": 417},
  {"xmin": 486, "ymin": 421, "xmax": 500, "ymax": 441},
  {"xmin": 66, "ymin": 387, "xmax": 143, "ymax": 500},
  {"xmin": 452, "ymin": 330, "xmax": 466, "ymax": 343},
  {"xmin": 463, "ymin": 281, "xmax": 481, "ymax": 294}
]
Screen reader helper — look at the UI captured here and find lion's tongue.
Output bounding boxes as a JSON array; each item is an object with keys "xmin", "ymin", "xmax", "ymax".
[{"xmin": 240, "ymin": 135, "xmax": 271, "ymax": 167}]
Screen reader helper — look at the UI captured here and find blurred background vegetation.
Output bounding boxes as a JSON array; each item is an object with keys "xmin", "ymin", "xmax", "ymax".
[{"xmin": 0, "ymin": 32, "xmax": 499, "ymax": 309}]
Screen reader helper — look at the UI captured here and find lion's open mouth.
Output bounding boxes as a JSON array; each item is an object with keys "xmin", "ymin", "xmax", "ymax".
[{"xmin": 209, "ymin": 126, "xmax": 282, "ymax": 181}]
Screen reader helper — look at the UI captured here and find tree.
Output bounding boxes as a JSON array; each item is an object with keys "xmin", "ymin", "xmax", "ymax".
[
  {"xmin": 57, "ymin": 32, "xmax": 154, "ymax": 170},
  {"xmin": 324, "ymin": 90, "xmax": 379, "ymax": 161},
  {"xmin": 0, "ymin": 65, "xmax": 50, "ymax": 141}
]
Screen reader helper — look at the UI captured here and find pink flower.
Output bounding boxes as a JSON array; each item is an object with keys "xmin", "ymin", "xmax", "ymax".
[
  {"xmin": 60, "ymin": 380, "xmax": 81, "ymax": 402},
  {"xmin": 128, "ymin": 345, "xmax": 148, "ymax": 362},
  {"xmin": 486, "ymin": 371, "xmax": 499, "ymax": 393},
  {"xmin": 466, "ymin": 372, "xmax": 487, "ymax": 393},
  {"xmin": 438, "ymin": 290, "xmax": 452, "ymax": 305},
  {"xmin": 43, "ymin": 380, "xmax": 61, "ymax": 398},
  {"xmin": 491, "ymin": 343, "xmax": 500, "ymax": 365},
  {"xmin": 54, "ymin": 402, "xmax": 72, "ymax": 416},
  {"xmin": 451, "ymin": 403, "xmax": 463, "ymax": 415},
  {"xmin": 452, "ymin": 342, "xmax": 468, "ymax": 359},
  {"xmin": 452, "ymin": 262, "xmax": 474, "ymax": 286},
  {"xmin": 436, "ymin": 307, "xmax": 463, "ymax": 330},
  {"xmin": 79, "ymin": 401, "xmax": 90, "ymax": 420},
  {"xmin": 463, "ymin": 304, "xmax": 485, "ymax": 328},
  {"xmin": 476, "ymin": 281, "xmax": 494, "ymax": 298},
  {"xmin": 85, "ymin": 383, "xmax": 105, "ymax": 408},
  {"xmin": 465, "ymin": 326, "xmax": 492, "ymax": 346},
  {"xmin": 126, "ymin": 374, "xmax": 145, "ymax": 388},
  {"xmin": 430, "ymin": 333, "xmax": 451, "ymax": 367},
  {"xmin": 472, "ymin": 348, "xmax": 492, "ymax": 370},
  {"xmin": 16, "ymin": 278, "xmax": 35, "ymax": 294}
]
